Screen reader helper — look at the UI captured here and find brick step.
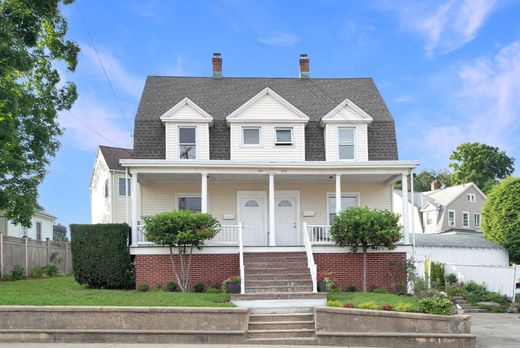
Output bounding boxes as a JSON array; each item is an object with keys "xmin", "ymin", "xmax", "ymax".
[
  {"xmin": 231, "ymin": 292, "xmax": 326, "ymax": 301},
  {"xmin": 246, "ymin": 285, "xmax": 313, "ymax": 293},
  {"xmin": 245, "ymin": 279, "xmax": 312, "ymax": 287},
  {"xmin": 249, "ymin": 313, "xmax": 314, "ymax": 323},
  {"xmin": 247, "ymin": 328, "xmax": 315, "ymax": 339},
  {"xmin": 246, "ymin": 273, "xmax": 311, "ymax": 281},
  {"xmin": 244, "ymin": 252, "xmax": 306, "ymax": 258},
  {"xmin": 246, "ymin": 267, "xmax": 309, "ymax": 274},
  {"xmin": 245, "ymin": 261, "xmax": 306, "ymax": 268},
  {"xmin": 245, "ymin": 337, "xmax": 318, "ymax": 345},
  {"xmin": 244, "ymin": 255, "xmax": 307, "ymax": 261},
  {"xmin": 249, "ymin": 321, "xmax": 315, "ymax": 330}
]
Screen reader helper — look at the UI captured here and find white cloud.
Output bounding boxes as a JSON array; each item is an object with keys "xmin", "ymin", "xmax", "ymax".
[
  {"xmin": 380, "ymin": 0, "xmax": 500, "ymax": 55},
  {"xmin": 423, "ymin": 40, "xmax": 520, "ymax": 158},
  {"xmin": 81, "ymin": 44, "xmax": 144, "ymax": 99},
  {"xmin": 259, "ymin": 32, "xmax": 300, "ymax": 47}
]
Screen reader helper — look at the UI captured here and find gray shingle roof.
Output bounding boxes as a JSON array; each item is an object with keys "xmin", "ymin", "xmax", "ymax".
[
  {"xmin": 99, "ymin": 145, "xmax": 133, "ymax": 171},
  {"xmin": 132, "ymin": 76, "xmax": 399, "ymax": 161},
  {"xmin": 414, "ymin": 232, "xmax": 503, "ymax": 249}
]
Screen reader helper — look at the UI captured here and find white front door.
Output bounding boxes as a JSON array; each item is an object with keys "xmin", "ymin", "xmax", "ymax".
[
  {"xmin": 238, "ymin": 195, "xmax": 267, "ymax": 246},
  {"xmin": 275, "ymin": 196, "xmax": 298, "ymax": 246}
]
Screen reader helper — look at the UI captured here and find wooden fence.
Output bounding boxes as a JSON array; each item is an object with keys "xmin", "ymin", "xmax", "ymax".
[{"xmin": 0, "ymin": 233, "xmax": 72, "ymax": 278}]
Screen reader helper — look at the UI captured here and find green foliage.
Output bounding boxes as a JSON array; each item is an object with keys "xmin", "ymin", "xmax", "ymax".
[
  {"xmin": 5, "ymin": 265, "xmax": 25, "ymax": 281},
  {"xmin": 326, "ymin": 300, "xmax": 342, "ymax": 307},
  {"xmin": 482, "ymin": 177, "xmax": 520, "ymax": 262},
  {"xmin": 222, "ymin": 275, "xmax": 240, "ymax": 293},
  {"xmin": 206, "ymin": 287, "xmax": 220, "ymax": 294},
  {"xmin": 405, "ymin": 259, "xmax": 429, "ymax": 296},
  {"xmin": 166, "ymin": 281, "xmax": 177, "ymax": 292},
  {"xmin": 70, "ymin": 224, "xmax": 134, "ymax": 289},
  {"xmin": 372, "ymin": 287, "xmax": 388, "ymax": 294},
  {"xmin": 331, "ymin": 207, "xmax": 401, "ymax": 291},
  {"xmin": 345, "ymin": 284, "xmax": 357, "ymax": 292},
  {"xmin": 193, "ymin": 282, "xmax": 205, "ymax": 293},
  {"xmin": 143, "ymin": 210, "xmax": 219, "ymax": 292},
  {"xmin": 358, "ymin": 301, "xmax": 379, "ymax": 310},
  {"xmin": 137, "ymin": 283, "xmax": 149, "ymax": 292},
  {"xmin": 395, "ymin": 169, "xmax": 452, "ymax": 192},
  {"xmin": 0, "ymin": 0, "xmax": 79, "ymax": 226},
  {"xmin": 418, "ymin": 296, "xmax": 454, "ymax": 315},
  {"xmin": 445, "ymin": 273, "xmax": 458, "ymax": 286},
  {"xmin": 327, "ymin": 291, "xmax": 420, "ymax": 312},
  {"xmin": 395, "ymin": 303, "xmax": 413, "ymax": 312},
  {"xmin": 430, "ymin": 262, "xmax": 445, "ymax": 289},
  {"xmin": 53, "ymin": 224, "xmax": 68, "ymax": 241},
  {"xmin": 30, "ymin": 265, "xmax": 59, "ymax": 278},
  {"xmin": 449, "ymin": 143, "xmax": 515, "ymax": 193},
  {"xmin": 417, "ymin": 289, "xmax": 442, "ymax": 299}
]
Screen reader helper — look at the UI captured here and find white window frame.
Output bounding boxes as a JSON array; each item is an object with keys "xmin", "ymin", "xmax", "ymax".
[
  {"xmin": 35, "ymin": 220, "xmax": 42, "ymax": 241},
  {"xmin": 448, "ymin": 210, "xmax": 456, "ymax": 227},
  {"xmin": 241, "ymin": 126, "xmax": 262, "ymax": 147},
  {"xmin": 274, "ymin": 127, "xmax": 294, "ymax": 145},
  {"xmin": 474, "ymin": 213, "xmax": 481, "ymax": 228},
  {"xmin": 467, "ymin": 193, "xmax": 476, "ymax": 203},
  {"xmin": 175, "ymin": 193, "xmax": 206, "ymax": 212},
  {"xmin": 326, "ymin": 192, "xmax": 360, "ymax": 225},
  {"xmin": 178, "ymin": 126, "xmax": 197, "ymax": 159},
  {"xmin": 104, "ymin": 179, "xmax": 109, "ymax": 198},
  {"xmin": 426, "ymin": 211, "xmax": 434, "ymax": 225},
  {"xmin": 462, "ymin": 211, "xmax": 469, "ymax": 228},
  {"xmin": 337, "ymin": 127, "xmax": 356, "ymax": 160},
  {"xmin": 118, "ymin": 177, "xmax": 131, "ymax": 196}
]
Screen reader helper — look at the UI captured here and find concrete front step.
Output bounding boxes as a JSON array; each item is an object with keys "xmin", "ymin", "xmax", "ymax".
[
  {"xmin": 249, "ymin": 313, "xmax": 314, "ymax": 322},
  {"xmin": 246, "ymin": 279, "xmax": 312, "ymax": 287},
  {"xmin": 245, "ymin": 337, "xmax": 318, "ymax": 345},
  {"xmin": 249, "ymin": 321, "xmax": 315, "ymax": 330},
  {"xmin": 246, "ymin": 267, "xmax": 309, "ymax": 274},
  {"xmin": 246, "ymin": 285, "xmax": 313, "ymax": 293},
  {"xmin": 245, "ymin": 261, "xmax": 307, "ymax": 268},
  {"xmin": 231, "ymin": 292, "xmax": 327, "ymax": 301},
  {"xmin": 248, "ymin": 328, "xmax": 315, "ymax": 339},
  {"xmin": 246, "ymin": 273, "xmax": 311, "ymax": 281}
]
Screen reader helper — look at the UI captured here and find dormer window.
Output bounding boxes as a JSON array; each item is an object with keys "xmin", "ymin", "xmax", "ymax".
[
  {"xmin": 338, "ymin": 127, "xmax": 355, "ymax": 160},
  {"xmin": 275, "ymin": 127, "xmax": 293, "ymax": 145},
  {"xmin": 179, "ymin": 127, "xmax": 196, "ymax": 159},
  {"xmin": 242, "ymin": 127, "xmax": 261, "ymax": 146}
]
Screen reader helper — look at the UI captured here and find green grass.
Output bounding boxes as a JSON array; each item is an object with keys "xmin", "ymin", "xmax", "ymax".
[
  {"xmin": 327, "ymin": 291, "xmax": 420, "ymax": 312},
  {"xmin": 0, "ymin": 277, "xmax": 234, "ymax": 307}
]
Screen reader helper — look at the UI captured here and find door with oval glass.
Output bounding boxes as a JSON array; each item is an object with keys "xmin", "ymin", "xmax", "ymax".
[
  {"xmin": 238, "ymin": 193, "xmax": 267, "ymax": 246},
  {"xmin": 275, "ymin": 195, "xmax": 298, "ymax": 246}
]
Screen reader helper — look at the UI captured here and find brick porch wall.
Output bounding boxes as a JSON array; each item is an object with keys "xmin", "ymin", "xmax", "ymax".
[
  {"xmin": 314, "ymin": 252, "xmax": 407, "ymax": 292},
  {"xmin": 135, "ymin": 254, "xmax": 239, "ymax": 290}
]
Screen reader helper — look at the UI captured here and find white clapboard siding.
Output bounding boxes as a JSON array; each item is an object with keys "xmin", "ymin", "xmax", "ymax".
[{"xmin": 234, "ymin": 93, "xmax": 300, "ymax": 119}]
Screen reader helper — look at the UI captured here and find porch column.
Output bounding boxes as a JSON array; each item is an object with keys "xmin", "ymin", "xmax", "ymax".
[
  {"xmin": 201, "ymin": 173, "xmax": 208, "ymax": 213},
  {"xmin": 131, "ymin": 173, "xmax": 138, "ymax": 246},
  {"xmin": 268, "ymin": 173, "xmax": 276, "ymax": 246},
  {"xmin": 335, "ymin": 174, "xmax": 342, "ymax": 214},
  {"xmin": 401, "ymin": 173, "xmax": 410, "ymax": 244}
]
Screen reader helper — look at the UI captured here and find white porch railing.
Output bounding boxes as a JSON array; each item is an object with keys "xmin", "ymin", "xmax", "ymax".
[
  {"xmin": 302, "ymin": 222, "xmax": 318, "ymax": 293},
  {"xmin": 238, "ymin": 222, "xmax": 245, "ymax": 294},
  {"xmin": 305, "ymin": 224, "xmax": 334, "ymax": 245},
  {"xmin": 136, "ymin": 224, "xmax": 240, "ymax": 246}
]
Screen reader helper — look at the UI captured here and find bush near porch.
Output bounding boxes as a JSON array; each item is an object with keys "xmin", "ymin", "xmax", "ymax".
[{"xmin": 0, "ymin": 277, "xmax": 234, "ymax": 307}]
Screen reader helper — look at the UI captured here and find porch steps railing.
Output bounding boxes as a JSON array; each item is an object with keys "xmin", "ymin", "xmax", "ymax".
[
  {"xmin": 302, "ymin": 222, "xmax": 318, "ymax": 293},
  {"xmin": 238, "ymin": 222, "xmax": 245, "ymax": 294}
]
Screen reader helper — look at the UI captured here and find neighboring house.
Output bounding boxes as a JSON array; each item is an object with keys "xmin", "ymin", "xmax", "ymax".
[
  {"xmin": 91, "ymin": 53, "xmax": 419, "ymax": 294},
  {"xmin": 90, "ymin": 145, "xmax": 133, "ymax": 224},
  {"xmin": 0, "ymin": 209, "xmax": 56, "ymax": 240},
  {"xmin": 394, "ymin": 182, "xmax": 485, "ymax": 234}
]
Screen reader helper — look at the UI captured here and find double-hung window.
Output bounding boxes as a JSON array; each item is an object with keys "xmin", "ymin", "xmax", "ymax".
[
  {"xmin": 275, "ymin": 127, "xmax": 293, "ymax": 145},
  {"xmin": 118, "ymin": 178, "xmax": 131, "ymax": 196},
  {"xmin": 328, "ymin": 194, "xmax": 358, "ymax": 224},
  {"xmin": 474, "ymin": 213, "xmax": 481, "ymax": 228},
  {"xmin": 448, "ymin": 210, "xmax": 456, "ymax": 226},
  {"xmin": 178, "ymin": 195, "xmax": 201, "ymax": 213},
  {"xmin": 242, "ymin": 127, "xmax": 261, "ymax": 146},
  {"xmin": 467, "ymin": 193, "xmax": 476, "ymax": 202},
  {"xmin": 104, "ymin": 179, "xmax": 109, "ymax": 198},
  {"xmin": 36, "ymin": 221, "xmax": 42, "ymax": 241},
  {"xmin": 462, "ymin": 212, "xmax": 469, "ymax": 228},
  {"xmin": 179, "ymin": 127, "xmax": 196, "ymax": 159},
  {"xmin": 338, "ymin": 127, "xmax": 355, "ymax": 160}
]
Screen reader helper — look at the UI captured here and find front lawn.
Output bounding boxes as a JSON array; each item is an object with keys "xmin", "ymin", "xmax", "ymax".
[
  {"xmin": 327, "ymin": 291, "xmax": 420, "ymax": 312},
  {"xmin": 0, "ymin": 277, "xmax": 234, "ymax": 307}
]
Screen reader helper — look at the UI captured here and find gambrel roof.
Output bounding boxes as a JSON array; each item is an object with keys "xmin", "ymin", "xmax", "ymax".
[{"xmin": 132, "ymin": 77, "xmax": 398, "ymax": 161}]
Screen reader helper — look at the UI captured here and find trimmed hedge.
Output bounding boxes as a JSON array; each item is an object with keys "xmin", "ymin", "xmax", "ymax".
[{"xmin": 70, "ymin": 224, "xmax": 134, "ymax": 289}]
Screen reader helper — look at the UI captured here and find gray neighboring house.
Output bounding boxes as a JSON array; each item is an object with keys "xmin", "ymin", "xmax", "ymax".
[{"xmin": 394, "ymin": 182, "xmax": 486, "ymax": 234}]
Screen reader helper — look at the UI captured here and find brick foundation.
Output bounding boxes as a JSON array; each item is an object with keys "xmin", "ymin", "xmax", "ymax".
[
  {"xmin": 314, "ymin": 252, "xmax": 407, "ymax": 292},
  {"xmin": 135, "ymin": 254, "xmax": 239, "ymax": 290}
]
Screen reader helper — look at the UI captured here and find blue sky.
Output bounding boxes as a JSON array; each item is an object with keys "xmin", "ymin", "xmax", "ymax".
[{"xmin": 40, "ymin": 0, "xmax": 520, "ymax": 228}]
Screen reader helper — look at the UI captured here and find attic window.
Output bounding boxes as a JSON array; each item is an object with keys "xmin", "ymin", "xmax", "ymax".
[
  {"xmin": 179, "ymin": 127, "xmax": 196, "ymax": 159},
  {"xmin": 338, "ymin": 127, "xmax": 355, "ymax": 160},
  {"xmin": 467, "ymin": 193, "xmax": 476, "ymax": 202},
  {"xmin": 275, "ymin": 128, "xmax": 293, "ymax": 145}
]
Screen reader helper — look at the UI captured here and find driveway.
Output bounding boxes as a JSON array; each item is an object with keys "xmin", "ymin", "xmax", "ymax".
[{"xmin": 471, "ymin": 313, "xmax": 520, "ymax": 348}]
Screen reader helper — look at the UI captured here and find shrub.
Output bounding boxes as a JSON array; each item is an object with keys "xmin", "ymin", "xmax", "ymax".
[
  {"xmin": 484, "ymin": 291, "xmax": 508, "ymax": 304},
  {"xmin": 372, "ymin": 287, "xmax": 388, "ymax": 294},
  {"xmin": 70, "ymin": 224, "xmax": 134, "ymax": 289},
  {"xmin": 430, "ymin": 262, "xmax": 445, "ymax": 289},
  {"xmin": 166, "ymin": 281, "xmax": 177, "ymax": 292},
  {"xmin": 343, "ymin": 303, "xmax": 356, "ymax": 308},
  {"xmin": 382, "ymin": 304, "xmax": 394, "ymax": 311},
  {"xmin": 326, "ymin": 300, "xmax": 342, "ymax": 307},
  {"xmin": 194, "ymin": 282, "xmax": 205, "ymax": 293},
  {"xmin": 345, "ymin": 284, "xmax": 357, "ymax": 292},
  {"xmin": 30, "ymin": 267, "xmax": 47, "ymax": 279},
  {"xmin": 222, "ymin": 275, "xmax": 240, "ymax": 293},
  {"xmin": 464, "ymin": 281, "xmax": 487, "ymax": 293},
  {"xmin": 5, "ymin": 265, "xmax": 25, "ymax": 281},
  {"xmin": 395, "ymin": 303, "xmax": 413, "ymax": 312},
  {"xmin": 329, "ymin": 285, "xmax": 340, "ymax": 292},
  {"xmin": 445, "ymin": 273, "xmax": 458, "ymax": 286},
  {"xmin": 137, "ymin": 283, "xmax": 149, "ymax": 292},
  {"xmin": 43, "ymin": 265, "xmax": 60, "ymax": 277},
  {"xmin": 358, "ymin": 301, "xmax": 379, "ymax": 310},
  {"xmin": 417, "ymin": 289, "xmax": 442, "ymax": 299},
  {"xmin": 30, "ymin": 265, "xmax": 60, "ymax": 279},
  {"xmin": 206, "ymin": 287, "xmax": 220, "ymax": 293},
  {"xmin": 419, "ymin": 296, "xmax": 454, "ymax": 315}
]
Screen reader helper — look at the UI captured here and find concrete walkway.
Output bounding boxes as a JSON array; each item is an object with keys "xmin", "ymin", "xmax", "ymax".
[
  {"xmin": 471, "ymin": 313, "xmax": 520, "ymax": 348},
  {"xmin": 0, "ymin": 345, "xmax": 375, "ymax": 348}
]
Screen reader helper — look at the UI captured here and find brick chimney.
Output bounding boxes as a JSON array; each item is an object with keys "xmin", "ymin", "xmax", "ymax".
[
  {"xmin": 212, "ymin": 53, "xmax": 222, "ymax": 78},
  {"xmin": 431, "ymin": 180, "xmax": 439, "ymax": 191},
  {"xmin": 299, "ymin": 53, "xmax": 309, "ymax": 78}
]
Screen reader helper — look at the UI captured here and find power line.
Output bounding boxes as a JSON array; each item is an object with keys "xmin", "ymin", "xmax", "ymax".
[{"xmin": 67, "ymin": 109, "xmax": 119, "ymax": 146}]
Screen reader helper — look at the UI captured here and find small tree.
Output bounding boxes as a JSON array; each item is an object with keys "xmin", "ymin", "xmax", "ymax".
[
  {"xmin": 330, "ymin": 207, "xmax": 401, "ymax": 292},
  {"xmin": 482, "ymin": 177, "xmax": 520, "ymax": 263},
  {"xmin": 143, "ymin": 210, "xmax": 220, "ymax": 292}
]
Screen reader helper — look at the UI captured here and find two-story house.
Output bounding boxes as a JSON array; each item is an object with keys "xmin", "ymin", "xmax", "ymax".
[{"xmin": 91, "ymin": 54, "xmax": 419, "ymax": 296}]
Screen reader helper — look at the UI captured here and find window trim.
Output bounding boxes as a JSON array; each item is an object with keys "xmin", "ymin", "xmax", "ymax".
[
  {"xmin": 462, "ymin": 211, "xmax": 469, "ymax": 228},
  {"xmin": 337, "ymin": 126, "xmax": 356, "ymax": 160},
  {"xmin": 104, "ymin": 179, "xmax": 109, "ymax": 198},
  {"xmin": 178, "ymin": 126, "xmax": 197, "ymax": 160},
  {"xmin": 448, "ymin": 210, "xmax": 456, "ymax": 227},
  {"xmin": 241, "ymin": 126, "xmax": 263, "ymax": 147},
  {"xmin": 467, "ymin": 193, "xmax": 476, "ymax": 203},
  {"xmin": 175, "ymin": 193, "xmax": 206, "ymax": 212},
  {"xmin": 118, "ymin": 177, "xmax": 131, "ymax": 197},
  {"xmin": 35, "ymin": 220, "xmax": 42, "ymax": 241},
  {"xmin": 326, "ymin": 192, "xmax": 360, "ymax": 225},
  {"xmin": 274, "ymin": 127, "xmax": 294, "ymax": 146},
  {"xmin": 474, "ymin": 213, "xmax": 481, "ymax": 228},
  {"xmin": 426, "ymin": 211, "xmax": 434, "ymax": 226}
]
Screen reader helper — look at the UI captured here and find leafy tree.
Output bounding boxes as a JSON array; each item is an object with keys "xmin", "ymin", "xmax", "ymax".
[
  {"xmin": 482, "ymin": 177, "xmax": 520, "ymax": 263},
  {"xmin": 449, "ymin": 143, "xmax": 514, "ymax": 193},
  {"xmin": 143, "ymin": 210, "xmax": 220, "ymax": 292},
  {"xmin": 394, "ymin": 169, "xmax": 452, "ymax": 192},
  {"xmin": 0, "ymin": 0, "xmax": 79, "ymax": 227},
  {"xmin": 53, "ymin": 223, "xmax": 67, "ymax": 241},
  {"xmin": 330, "ymin": 207, "xmax": 401, "ymax": 292}
]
